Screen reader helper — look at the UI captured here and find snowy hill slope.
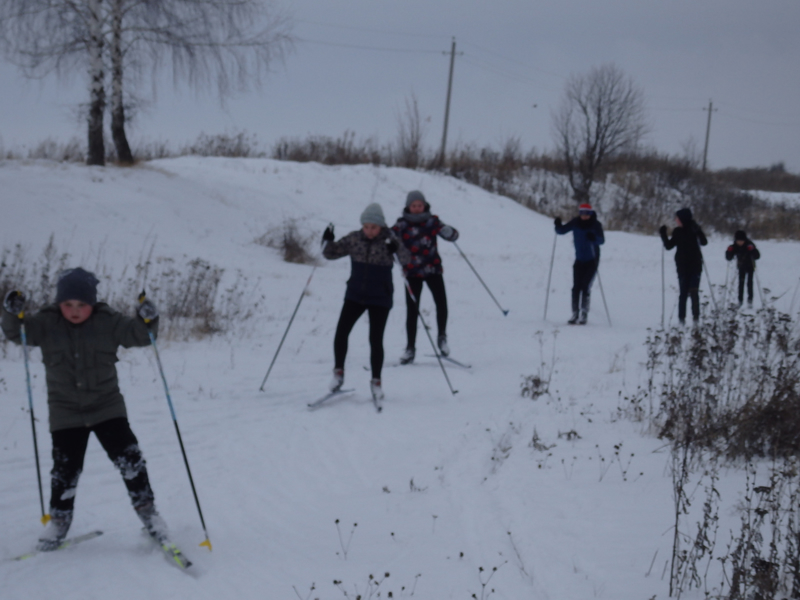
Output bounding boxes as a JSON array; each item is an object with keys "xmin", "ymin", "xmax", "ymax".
[{"xmin": 1, "ymin": 157, "xmax": 799, "ymax": 599}]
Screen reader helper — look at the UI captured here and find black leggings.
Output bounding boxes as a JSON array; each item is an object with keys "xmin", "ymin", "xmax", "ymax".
[
  {"xmin": 678, "ymin": 272, "xmax": 701, "ymax": 321},
  {"xmin": 334, "ymin": 299, "xmax": 391, "ymax": 380},
  {"xmin": 738, "ymin": 269, "xmax": 754, "ymax": 304},
  {"xmin": 49, "ymin": 417, "xmax": 155, "ymax": 513},
  {"xmin": 404, "ymin": 274, "xmax": 448, "ymax": 349},
  {"xmin": 571, "ymin": 260, "xmax": 597, "ymax": 312}
]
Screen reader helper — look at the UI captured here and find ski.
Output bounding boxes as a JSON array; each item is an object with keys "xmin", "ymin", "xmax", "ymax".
[
  {"xmin": 424, "ymin": 354, "xmax": 472, "ymax": 369},
  {"xmin": 156, "ymin": 538, "xmax": 192, "ymax": 570},
  {"xmin": 144, "ymin": 529, "xmax": 192, "ymax": 570},
  {"xmin": 12, "ymin": 530, "xmax": 103, "ymax": 561},
  {"xmin": 308, "ymin": 388, "xmax": 355, "ymax": 410}
]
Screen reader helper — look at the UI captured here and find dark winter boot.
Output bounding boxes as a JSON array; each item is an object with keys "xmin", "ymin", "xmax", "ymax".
[
  {"xmin": 136, "ymin": 502, "xmax": 168, "ymax": 543},
  {"xmin": 568, "ymin": 290, "xmax": 580, "ymax": 324},
  {"xmin": 578, "ymin": 294, "xmax": 591, "ymax": 325},
  {"xmin": 399, "ymin": 348, "xmax": 415, "ymax": 365},
  {"xmin": 37, "ymin": 508, "xmax": 73, "ymax": 551}
]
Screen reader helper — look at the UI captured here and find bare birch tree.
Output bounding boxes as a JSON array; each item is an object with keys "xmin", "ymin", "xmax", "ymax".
[
  {"xmin": 0, "ymin": 0, "xmax": 293, "ymax": 166},
  {"xmin": 552, "ymin": 63, "xmax": 649, "ymax": 203},
  {"xmin": 395, "ymin": 93, "xmax": 427, "ymax": 169}
]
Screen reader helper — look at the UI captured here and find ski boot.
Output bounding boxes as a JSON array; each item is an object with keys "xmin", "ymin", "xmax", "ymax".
[
  {"xmin": 37, "ymin": 508, "xmax": 73, "ymax": 551},
  {"xmin": 578, "ymin": 311, "xmax": 588, "ymax": 325},
  {"xmin": 329, "ymin": 368, "xmax": 344, "ymax": 392},
  {"xmin": 578, "ymin": 295, "xmax": 590, "ymax": 325},
  {"xmin": 370, "ymin": 379, "xmax": 385, "ymax": 402},
  {"xmin": 136, "ymin": 502, "xmax": 169, "ymax": 543},
  {"xmin": 399, "ymin": 348, "xmax": 415, "ymax": 365},
  {"xmin": 437, "ymin": 334, "xmax": 450, "ymax": 357},
  {"xmin": 567, "ymin": 311, "xmax": 579, "ymax": 325}
]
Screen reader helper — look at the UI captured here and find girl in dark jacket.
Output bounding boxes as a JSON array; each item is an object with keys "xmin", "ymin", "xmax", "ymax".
[
  {"xmin": 554, "ymin": 203, "xmax": 605, "ymax": 324},
  {"xmin": 660, "ymin": 207, "xmax": 708, "ymax": 324},
  {"xmin": 391, "ymin": 190, "xmax": 459, "ymax": 363},
  {"xmin": 725, "ymin": 230, "xmax": 760, "ymax": 306},
  {"xmin": 1, "ymin": 268, "xmax": 166, "ymax": 551},
  {"xmin": 322, "ymin": 203, "xmax": 410, "ymax": 401}
]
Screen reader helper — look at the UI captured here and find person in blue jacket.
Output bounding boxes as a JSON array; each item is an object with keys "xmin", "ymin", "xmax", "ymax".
[{"xmin": 554, "ymin": 203, "xmax": 605, "ymax": 324}]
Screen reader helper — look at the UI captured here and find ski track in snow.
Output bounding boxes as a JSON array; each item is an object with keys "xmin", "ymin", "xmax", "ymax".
[{"xmin": 1, "ymin": 157, "xmax": 799, "ymax": 599}]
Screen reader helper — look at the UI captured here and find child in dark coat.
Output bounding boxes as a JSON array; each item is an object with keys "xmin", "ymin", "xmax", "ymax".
[
  {"xmin": 2, "ymin": 268, "xmax": 166, "ymax": 550},
  {"xmin": 322, "ymin": 203, "xmax": 410, "ymax": 401},
  {"xmin": 660, "ymin": 208, "xmax": 708, "ymax": 324},
  {"xmin": 725, "ymin": 230, "xmax": 760, "ymax": 307},
  {"xmin": 391, "ymin": 190, "xmax": 459, "ymax": 363}
]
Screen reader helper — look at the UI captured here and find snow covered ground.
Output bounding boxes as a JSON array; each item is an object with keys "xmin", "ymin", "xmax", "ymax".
[{"xmin": 1, "ymin": 157, "xmax": 799, "ymax": 599}]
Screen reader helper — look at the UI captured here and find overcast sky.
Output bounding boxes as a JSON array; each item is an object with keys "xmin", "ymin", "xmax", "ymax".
[{"xmin": 1, "ymin": 0, "xmax": 798, "ymax": 172}]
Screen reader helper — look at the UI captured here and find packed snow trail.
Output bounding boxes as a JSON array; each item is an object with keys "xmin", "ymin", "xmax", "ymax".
[{"xmin": 0, "ymin": 157, "xmax": 798, "ymax": 599}]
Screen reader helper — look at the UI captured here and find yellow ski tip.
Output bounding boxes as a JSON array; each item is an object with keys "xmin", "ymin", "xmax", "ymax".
[
  {"xmin": 41, "ymin": 514, "xmax": 51, "ymax": 525},
  {"xmin": 200, "ymin": 538, "xmax": 212, "ymax": 551}
]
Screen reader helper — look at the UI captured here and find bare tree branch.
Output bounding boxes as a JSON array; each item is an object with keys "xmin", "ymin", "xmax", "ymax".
[{"xmin": 552, "ymin": 63, "xmax": 649, "ymax": 203}]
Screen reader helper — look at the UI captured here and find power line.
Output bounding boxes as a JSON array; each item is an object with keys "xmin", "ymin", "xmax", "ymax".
[
  {"xmin": 296, "ymin": 37, "xmax": 441, "ymax": 55},
  {"xmin": 296, "ymin": 18, "xmax": 449, "ymax": 40},
  {"xmin": 716, "ymin": 111, "xmax": 800, "ymax": 128}
]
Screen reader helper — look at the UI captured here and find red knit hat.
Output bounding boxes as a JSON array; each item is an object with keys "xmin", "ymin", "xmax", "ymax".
[{"xmin": 578, "ymin": 203, "xmax": 593, "ymax": 212}]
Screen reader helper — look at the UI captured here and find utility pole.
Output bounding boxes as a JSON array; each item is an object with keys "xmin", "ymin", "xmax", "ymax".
[
  {"xmin": 438, "ymin": 37, "xmax": 461, "ymax": 168},
  {"xmin": 702, "ymin": 99, "xmax": 717, "ymax": 172}
]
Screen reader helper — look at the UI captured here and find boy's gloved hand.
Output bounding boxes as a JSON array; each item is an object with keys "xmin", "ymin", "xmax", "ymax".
[
  {"xmin": 3, "ymin": 290, "xmax": 26, "ymax": 317},
  {"xmin": 440, "ymin": 225, "xmax": 454, "ymax": 238},
  {"xmin": 138, "ymin": 299, "xmax": 159, "ymax": 322},
  {"xmin": 554, "ymin": 217, "xmax": 562, "ymax": 228},
  {"xmin": 385, "ymin": 237, "xmax": 399, "ymax": 254},
  {"xmin": 322, "ymin": 225, "xmax": 335, "ymax": 243},
  {"xmin": 659, "ymin": 225, "xmax": 667, "ymax": 237}
]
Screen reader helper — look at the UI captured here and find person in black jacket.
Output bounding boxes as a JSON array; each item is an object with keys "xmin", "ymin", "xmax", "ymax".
[
  {"xmin": 659, "ymin": 208, "xmax": 708, "ymax": 324},
  {"xmin": 554, "ymin": 203, "xmax": 605, "ymax": 324},
  {"xmin": 725, "ymin": 230, "xmax": 760, "ymax": 307},
  {"xmin": 322, "ymin": 203, "xmax": 410, "ymax": 401}
]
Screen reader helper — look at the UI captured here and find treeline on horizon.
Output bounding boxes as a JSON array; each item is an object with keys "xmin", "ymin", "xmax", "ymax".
[{"xmin": 4, "ymin": 131, "xmax": 799, "ymax": 240}]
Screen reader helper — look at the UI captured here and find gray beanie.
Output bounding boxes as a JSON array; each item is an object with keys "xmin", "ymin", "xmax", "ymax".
[
  {"xmin": 406, "ymin": 190, "xmax": 428, "ymax": 209},
  {"xmin": 360, "ymin": 202, "xmax": 386, "ymax": 227},
  {"xmin": 55, "ymin": 267, "xmax": 99, "ymax": 305}
]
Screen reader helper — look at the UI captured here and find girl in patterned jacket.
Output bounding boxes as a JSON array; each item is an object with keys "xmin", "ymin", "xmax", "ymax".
[
  {"xmin": 391, "ymin": 191, "xmax": 459, "ymax": 364},
  {"xmin": 322, "ymin": 203, "xmax": 410, "ymax": 401}
]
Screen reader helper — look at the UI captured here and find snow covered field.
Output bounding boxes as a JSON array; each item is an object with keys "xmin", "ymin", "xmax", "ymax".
[{"xmin": 1, "ymin": 158, "xmax": 799, "ymax": 599}]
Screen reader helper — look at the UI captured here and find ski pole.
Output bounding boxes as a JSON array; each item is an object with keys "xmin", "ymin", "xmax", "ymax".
[
  {"xmin": 20, "ymin": 317, "xmax": 49, "ymax": 526},
  {"xmin": 661, "ymin": 246, "xmax": 665, "ymax": 328},
  {"xmin": 595, "ymin": 268, "xmax": 612, "ymax": 327},
  {"xmin": 752, "ymin": 256, "xmax": 766, "ymax": 307},
  {"xmin": 259, "ymin": 265, "xmax": 318, "ymax": 391},
  {"xmin": 543, "ymin": 233, "xmax": 557, "ymax": 320},
  {"xmin": 588, "ymin": 245, "xmax": 611, "ymax": 327},
  {"xmin": 452, "ymin": 241, "xmax": 509, "ymax": 316},
  {"xmin": 702, "ymin": 259, "xmax": 719, "ymax": 312},
  {"xmin": 396, "ymin": 258, "xmax": 458, "ymax": 396},
  {"xmin": 140, "ymin": 292, "xmax": 212, "ymax": 551}
]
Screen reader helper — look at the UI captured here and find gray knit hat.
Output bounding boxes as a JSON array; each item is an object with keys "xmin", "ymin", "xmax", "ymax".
[
  {"xmin": 406, "ymin": 190, "xmax": 428, "ymax": 209},
  {"xmin": 360, "ymin": 202, "xmax": 386, "ymax": 227}
]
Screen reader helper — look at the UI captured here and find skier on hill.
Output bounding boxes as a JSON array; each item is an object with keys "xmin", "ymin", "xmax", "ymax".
[
  {"xmin": 554, "ymin": 203, "xmax": 605, "ymax": 325},
  {"xmin": 322, "ymin": 203, "xmax": 410, "ymax": 402},
  {"xmin": 725, "ymin": 230, "xmax": 760, "ymax": 307},
  {"xmin": 1, "ymin": 268, "xmax": 167, "ymax": 551},
  {"xmin": 391, "ymin": 190, "xmax": 459, "ymax": 364},
  {"xmin": 659, "ymin": 207, "xmax": 708, "ymax": 324}
]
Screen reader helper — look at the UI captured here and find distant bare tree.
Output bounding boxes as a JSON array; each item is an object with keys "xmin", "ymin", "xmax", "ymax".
[
  {"xmin": 0, "ymin": 0, "xmax": 293, "ymax": 166},
  {"xmin": 552, "ymin": 63, "xmax": 649, "ymax": 203},
  {"xmin": 395, "ymin": 93, "xmax": 427, "ymax": 169}
]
